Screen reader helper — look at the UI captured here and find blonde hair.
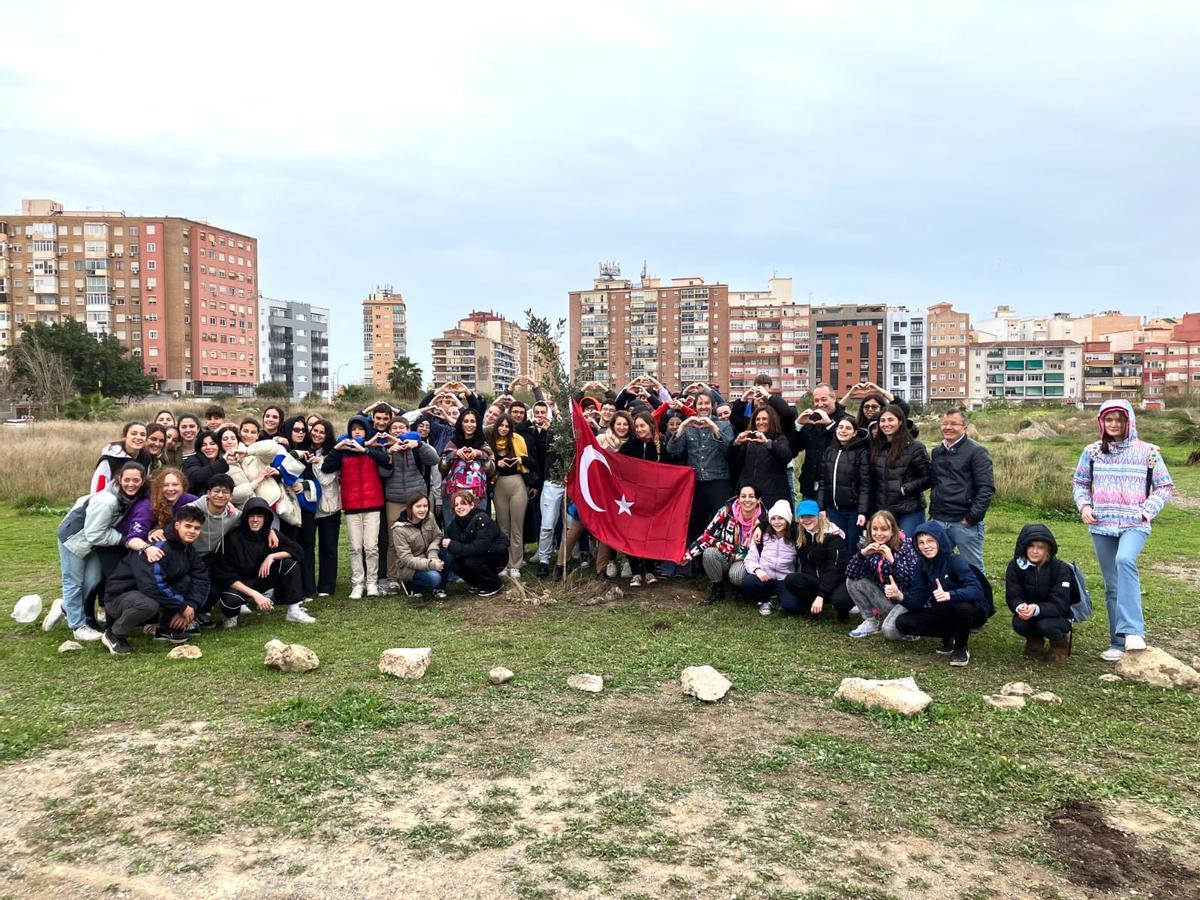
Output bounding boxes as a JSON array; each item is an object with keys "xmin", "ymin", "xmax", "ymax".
[{"xmin": 795, "ymin": 512, "xmax": 831, "ymax": 547}]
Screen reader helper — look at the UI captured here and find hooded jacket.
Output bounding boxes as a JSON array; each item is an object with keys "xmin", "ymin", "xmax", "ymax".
[
  {"xmin": 185, "ymin": 495, "xmax": 241, "ymax": 556},
  {"xmin": 391, "ymin": 512, "xmax": 444, "ymax": 582},
  {"xmin": 208, "ymin": 497, "xmax": 304, "ymax": 589},
  {"xmin": 228, "ymin": 440, "xmax": 304, "ymax": 526},
  {"xmin": 89, "ymin": 443, "xmax": 150, "ymax": 494},
  {"xmin": 819, "ymin": 427, "xmax": 872, "ymax": 515},
  {"xmin": 1072, "ymin": 399, "xmax": 1173, "ymax": 536},
  {"xmin": 444, "ymin": 507, "xmax": 507, "ymax": 558},
  {"xmin": 182, "ymin": 449, "xmax": 230, "ymax": 495},
  {"xmin": 869, "ymin": 436, "xmax": 931, "ymax": 517},
  {"xmin": 104, "ymin": 522, "xmax": 210, "ymax": 614},
  {"xmin": 382, "ymin": 438, "xmax": 439, "ymax": 503},
  {"xmin": 321, "ymin": 416, "xmax": 392, "ymax": 513},
  {"xmin": 902, "ymin": 521, "xmax": 987, "ymax": 614},
  {"xmin": 1004, "ymin": 523, "xmax": 1074, "ymax": 620},
  {"xmin": 58, "ymin": 480, "xmax": 146, "ymax": 558},
  {"xmin": 744, "ymin": 532, "xmax": 797, "ymax": 581}
]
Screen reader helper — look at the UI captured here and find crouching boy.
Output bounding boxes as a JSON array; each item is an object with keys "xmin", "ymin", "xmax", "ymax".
[{"xmin": 100, "ymin": 506, "xmax": 210, "ymax": 654}]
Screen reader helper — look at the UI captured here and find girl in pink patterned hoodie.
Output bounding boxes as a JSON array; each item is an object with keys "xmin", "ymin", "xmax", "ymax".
[{"xmin": 1072, "ymin": 399, "xmax": 1173, "ymax": 661}]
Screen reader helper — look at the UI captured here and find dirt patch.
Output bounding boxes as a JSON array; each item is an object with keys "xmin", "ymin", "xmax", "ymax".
[
  {"xmin": 1048, "ymin": 801, "xmax": 1198, "ymax": 898},
  {"xmin": 1150, "ymin": 560, "xmax": 1200, "ymax": 595}
]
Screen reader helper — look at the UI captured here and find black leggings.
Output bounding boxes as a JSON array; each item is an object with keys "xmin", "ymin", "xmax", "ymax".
[
  {"xmin": 451, "ymin": 552, "xmax": 506, "ymax": 592},
  {"xmin": 1012, "ymin": 614, "xmax": 1071, "ymax": 642},
  {"xmin": 896, "ymin": 600, "xmax": 988, "ymax": 648},
  {"xmin": 218, "ymin": 558, "xmax": 303, "ymax": 616}
]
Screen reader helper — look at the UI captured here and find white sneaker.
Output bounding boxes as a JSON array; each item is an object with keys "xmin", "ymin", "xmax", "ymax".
[
  {"xmin": 317, "ymin": 592, "xmax": 331, "ymax": 598},
  {"xmin": 1100, "ymin": 647, "xmax": 1125, "ymax": 662},
  {"xmin": 349, "ymin": 585, "xmax": 364, "ymax": 600},
  {"xmin": 72, "ymin": 625, "xmax": 103, "ymax": 642},
  {"xmin": 366, "ymin": 584, "xmax": 380, "ymax": 598},
  {"xmin": 849, "ymin": 619, "xmax": 880, "ymax": 638},
  {"xmin": 1123, "ymin": 635, "xmax": 1147, "ymax": 651},
  {"xmin": 758, "ymin": 601, "xmax": 773, "ymax": 616},
  {"xmin": 239, "ymin": 604, "xmax": 252, "ymax": 616},
  {"xmin": 605, "ymin": 562, "xmax": 617, "ymax": 578},
  {"xmin": 222, "ymin": 616, "xmax": 239, "ymax": 629},
  {"xmin": 644, "ymin": 573, "xmax": 657, "ymax": 585},
  {"xmin": 42, "ymin": 597, "xmax": 65, "ymax": 632},
  {"xmin": 630, "ymin": 575, "xmax": 643, "ymax": 587},
  {"xmin": 286, "ymin": 605, "xmax": 316, "ymax": 624},
  {"xmin": 620, "ymin": 561, "xmax": 632, "ymax": 578}
]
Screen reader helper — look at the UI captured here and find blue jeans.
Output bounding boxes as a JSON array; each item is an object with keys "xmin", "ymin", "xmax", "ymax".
[
  {"xmin": 742, "ymin": 575, "xmax": 800, "ymax": 612},
  {"xmin": 895, "ymin": 509, "xmax": 926, "ymax": 539},
  {"xmin": 1091, "ymin": 529, "xmax": 1149, "ymax": 648},
  {"xmin": 825, "ymin": 508, "xmax": 862, "ymax": 553},
  {"xmin": 935, "ymin": 520, "xmax": 985, "ymax": 572},
  {"xmin": 58, "ymin": 541, "xmax": 102, "ymax": 631},
  {"xmin": 406, "ymin": 568, "xmax": 447, "ymax": 594}
]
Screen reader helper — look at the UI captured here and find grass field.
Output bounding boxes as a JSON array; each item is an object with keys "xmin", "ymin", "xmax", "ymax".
[{"xmin": 0, "ymin": 447, "xmax": 1198, "ymax": 897}]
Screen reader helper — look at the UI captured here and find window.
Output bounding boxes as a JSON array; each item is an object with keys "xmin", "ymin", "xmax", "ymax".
[
  {"xmin": 147, "ymin": 330, "xmax": 158, "ymax": 339},
  {"xmin": 146, "ymin": 260, "xmax": 156, "ymax": 270},
  {"xmin": 128, "ymin": 226, "xmax": 138, "ymax": 237},
  {"xmin": 146, "ymin": 242, "xmax": 156, "ymax": 253},
  {"xmin": 145, "ymin": 225, "xmax": 156, "ymax": 235}
]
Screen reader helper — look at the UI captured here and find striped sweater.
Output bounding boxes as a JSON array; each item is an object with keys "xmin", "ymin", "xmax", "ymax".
[{"xmin": 1072, "ymin": 399, "xmax": 1173, "ymax": 536}]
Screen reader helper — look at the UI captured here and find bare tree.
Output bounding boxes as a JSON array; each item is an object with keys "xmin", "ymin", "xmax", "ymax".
[{"xmin": 8, "ymin": 341, "xmax": 75, "ymax": 416}]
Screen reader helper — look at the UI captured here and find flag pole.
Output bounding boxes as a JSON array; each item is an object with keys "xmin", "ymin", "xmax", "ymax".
[{"xmin": 560, "ymin": 486, "xmax": 568, "ymax": 584}]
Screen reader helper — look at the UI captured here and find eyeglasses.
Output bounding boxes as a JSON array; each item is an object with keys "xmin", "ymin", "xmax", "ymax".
[
  {"xmin": 208, "ymin": 488, "xmax": 232, "ymax": 496},
  {"xmin": 292, "ymin": 426, "xmax": 306, "ymax": 432}
]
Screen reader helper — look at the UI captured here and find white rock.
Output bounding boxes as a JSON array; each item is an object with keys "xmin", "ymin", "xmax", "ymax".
[
  {"xmin": 1031, "ymin": 691, "xmax": 1062, "ymax": 705},
  {"xmin": 681, "ymin": 665, "xmax": 733, "ymax": 702},
  {"xmin": 57, "ymin": 640, "xmax": 82, "ymax": 653},
  {"xmin": 1099, "ymin": 673, "xmax": 1124, "ymax": 683},
  {"xmin": 567, "ymin": 673, "xmax": 604, "ymax": 693},
  {"xmin": 1114, "ymin": 646, "xmax": 1200, "ymax": 690},
  {"xmin": 489, "ymin": 667, "xmax": 514, "ymax": 685},
  {"xmin": 984, "ymin": 694, "xmax": 1027, "ymax": 711},
  {"xmin": 168, "ymin": 644, "xmax": 203, "ymax": 660},
  {"xmin": 378, "ymin": 647, "xmax": 432, "ymax": 679},
  {"xmin": 11, "ymin": 594, "xmax": 43, "ymax": 624},
  {"xmin": 835, "ymin": 677, "xmax": 931, "ymax": 716},
  {"xmin": 1000, "ymin": 681, "xmax": 1036, "ymax": 697},
  {"xmin": 263, "ymin": 639, "xmax": 319, "ymax": 673}
]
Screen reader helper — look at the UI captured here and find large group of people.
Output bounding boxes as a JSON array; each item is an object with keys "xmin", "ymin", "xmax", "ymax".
[{"xmin": 39, "ymin": 376, "xmax": 1172, "ymax": 668}]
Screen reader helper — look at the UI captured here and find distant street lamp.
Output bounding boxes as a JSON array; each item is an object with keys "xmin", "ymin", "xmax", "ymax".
[{"xmin": 334, "ymin": 362, "xmax": 348, "ymax": 397}]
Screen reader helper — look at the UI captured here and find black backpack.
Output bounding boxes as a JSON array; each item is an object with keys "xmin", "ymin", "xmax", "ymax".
[{"xmin": 968, "ymin": 564, "xmax": 995, "ymax": 619}]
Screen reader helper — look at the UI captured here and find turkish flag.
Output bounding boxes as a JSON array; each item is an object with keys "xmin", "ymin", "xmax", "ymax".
[{"xmin": 566, "ymin": 401, "xmax": 695, "ymax": 561}]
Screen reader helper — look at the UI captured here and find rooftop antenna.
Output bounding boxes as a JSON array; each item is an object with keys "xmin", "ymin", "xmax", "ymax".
[
  {"xmin": 598, "ymin": 260, "xmax": 621, "ymax": 279},
  {"xmin": 641, "ymin": 260, "xmax": 648, "ymax": 280}
]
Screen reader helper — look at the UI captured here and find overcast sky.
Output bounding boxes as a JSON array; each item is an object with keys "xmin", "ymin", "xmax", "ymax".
[{"xmin": 2, "ymin": 1, "xmax": 1197, "ymax": 384}]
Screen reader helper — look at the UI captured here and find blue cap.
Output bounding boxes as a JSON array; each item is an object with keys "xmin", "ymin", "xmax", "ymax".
[{"xmin": 795, "ymin": 499, "xmax": 820, "ymax": 517}]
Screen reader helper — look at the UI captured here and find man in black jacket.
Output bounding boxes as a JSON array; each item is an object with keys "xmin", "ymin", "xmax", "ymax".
[
  {"xmin": 929, "ymin": 409, "xmax": 994, "ymax": 571},
  {"xmin": 797, "ymin": 384, "xmax": 851, "ymax": 501},
  {"xmin": 100, "ymin": 506, "xmax": 210, "ymax": 654},
  {"xmin": 209, "ymin": 497, "xmax": 313, "ymax": 628}
]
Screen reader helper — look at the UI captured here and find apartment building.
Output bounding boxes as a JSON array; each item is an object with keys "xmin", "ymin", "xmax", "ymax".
[
  {"xmin": 258, "ymin": 296, "xmax": 330, "ymax": 400},
  {"xmin": 926, "ymin": 302, "xmax": 970, "ymax": 403},
  {"xmin": 968, "ymin": 340, "xmax": 1083, "ymax": 406},
  {"xmin": 569, "ymin": 266, "xmax": 730, "ymax": 390},
  {"xmin": 1081, "ymin": 341, "xmax": 1142, "ymax": 409},
  {"xmin": 0, "ymin": 198, "xmax": 259, "ymax": 395},
  {"xmin": 885, "ymin": 308, "xmax": 926, "ymax": 405},
  {"xmin": 362, "ymin": 287, "xmax": 408, "ymax": 390},
  {"xmin": 810, "ymin": 304, "xmax": 886, "ymax": 394},
  {"xmin": 1138, "ymin": 339, "xmax": 1200, "ymax": 408},
  {"xmin": 727, "ymin": 277, "xmax": 812, "ymax": 404},
  {"xmin": 430, "ymin": 310, "xmax": 550, "ymax": 395},
  {"xmin": 974, "ymin": 307, "xmax": 1140, "ymax": 344}
]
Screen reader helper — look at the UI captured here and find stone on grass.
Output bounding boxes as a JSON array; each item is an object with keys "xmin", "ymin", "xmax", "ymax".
[
  {"xmin": 11, "ymin": 594, "xmax": 43, "ymax": 624},
  {"xmin": 602, "ymin": 585, "xmax": 624, "ymax": 603},
  {"xmin": 168, "ymin": 644, "xmax": 203, "ymax": 660},
  {"xmin": 378, "ymin": 647, "xmax": 431, "ymax": 679},
  {"xmin": 567, "ymin": 673, "xmax": 604, "ymax": 693},
  {"xmin": 1000, "ymin": 681, "xmax": 1035, "ymax": 697},
  {"xmin": 1099, "ymin": 673, "xmax": 1124, "ymax": 683},
  {"xmin": 835, "ymin": 677, "xmax": 931, "ymax": 716},
  {"xmin": 57, "ymin": 640, "xmax": 82, "ymax": 653},
  {"xmin": 681, "ymin": 665, "xmax": 733, "ymax": 702},
  {"xmin": 1031, "ymin": 691, "xmax": 1062, "ymax": 705},
  {"xmin": 489, "ymin": 667, "xmax": 514, "ymax": 685},
  {"xmin": 1114, "ymin": 646, "xmax": 1200, "ymax": 690},
  {"xmin": 263, "ymin": 639, "xmax": 319, "ymax": 673},
  {"xmin": 984, "ymin": 694, "xmax": 1026, "ymax": 711}
]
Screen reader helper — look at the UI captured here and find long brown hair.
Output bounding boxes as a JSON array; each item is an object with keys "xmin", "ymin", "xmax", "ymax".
[
  {"xmin": 876, "ymin": 404, "xmax": 913, "ymax": 468},
  {"xmin": 750, "ymin": 405, "xmax": 781, "ymax": 439},
  {"xmin": 1100, "ymin": 408, "xmax": 1128, "ymax": 455},
  {"xmin": 151, "ymin": 467, "xmax": 190, "ymax": 528},
  {"xmin": 631, "ymin": 411, "xmax": 661, "ymax": 455},
  {"xmin": 865, "ymin": 510, "xmax": 903, "ymax": 551}
]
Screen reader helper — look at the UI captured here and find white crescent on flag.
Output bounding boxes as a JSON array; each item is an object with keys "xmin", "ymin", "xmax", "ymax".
[{"xmin": 579, "ymin": 445, "xmax": 613, "ymax": 513}]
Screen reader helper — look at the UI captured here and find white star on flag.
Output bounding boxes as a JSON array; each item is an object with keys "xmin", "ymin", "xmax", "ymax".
[{"xmin": 615, "ymin": 495, "xmax": 634, "ymax": 516}]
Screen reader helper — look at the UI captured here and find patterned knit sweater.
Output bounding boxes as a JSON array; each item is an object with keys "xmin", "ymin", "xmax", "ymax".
[{"xmin": 1072, "ymin": 399, "xmax": 1173, "ymax": 537}]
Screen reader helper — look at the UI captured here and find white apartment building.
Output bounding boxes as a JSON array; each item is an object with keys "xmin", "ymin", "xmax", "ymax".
[
  {"xmin": 885, "ymin": 308, "xmax": 926, "ymax": 405},
  {"xmin": 968, "ymin": 340, "xmax": 1083, "ymax": 407}
]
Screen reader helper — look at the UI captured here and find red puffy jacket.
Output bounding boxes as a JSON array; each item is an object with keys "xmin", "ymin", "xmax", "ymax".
[{"xmin": 339, "ymin": 451, "xmax": 387, "ymax": 512}]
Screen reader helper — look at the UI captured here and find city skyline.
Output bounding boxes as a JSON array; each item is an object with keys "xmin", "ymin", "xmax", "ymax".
[{"xmin": 2, "ymin": 3, "xmax": 1198, "ymax": 383}]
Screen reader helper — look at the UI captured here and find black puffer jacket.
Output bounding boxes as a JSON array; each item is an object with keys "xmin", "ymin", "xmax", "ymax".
[
  {"xmin": 619, "ymin": 437, "xmax": 662, "ymax": 463},
  {"xmin": 183, "ymin": 452, "xmax": 229, "ymax": 495},
  {"xmin": 734, "ymin": 434, "xmax": 792, "ymax": 505},
  {"xmin": 788, "ymin": 531, "xmax": 847, "ymax": 598},
  {"xmin": 869, "ymin": 438, "xmax": 931, "ymax": 517},
  {"xmin": 1004, "ymin": 523, "xmax": 1074, "ymax": 619},
  {"xmin": 444, "ymin": 508, "xmax": 507, "ymax": 558},
  {"xmin": 819, "ymin": 429, "xmax": 871, "ymax": 515}
]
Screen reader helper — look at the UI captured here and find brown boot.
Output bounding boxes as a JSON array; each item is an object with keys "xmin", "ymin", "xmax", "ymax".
[
  {"xmin": 1047, "ymin": 636, "xmax": 1072, "ymax": 663},
  {"xmin": 1023, "ymin": 635, "xmax": 1046, "ymax": 659}
]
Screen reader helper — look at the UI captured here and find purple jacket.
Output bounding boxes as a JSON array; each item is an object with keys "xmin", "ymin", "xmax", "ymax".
[
  {"xmin": 121, "ymin": 493, "xmax": 199, "ymax": 542},
  {"xmin": 744, "ymin": 534, "xmax": 797, "ymax": 581}
]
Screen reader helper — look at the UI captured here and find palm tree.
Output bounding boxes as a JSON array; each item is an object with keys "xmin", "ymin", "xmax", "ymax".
[
  {"xmin": 387, "ymin": 357, "xmax": 424, "ymax": 400},
  {"xmin": 1169, "ymin": 409, "xmax": 1200, "ymax": 465},
  {"xmin": 63, "ymin": 392, "xmax": 119, "ymax": 421}
]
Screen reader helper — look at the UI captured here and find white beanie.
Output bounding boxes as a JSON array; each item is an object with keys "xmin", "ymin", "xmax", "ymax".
[{"xmin": 767, "ymin": 499, "xmax": 793, "ymax": 521}]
